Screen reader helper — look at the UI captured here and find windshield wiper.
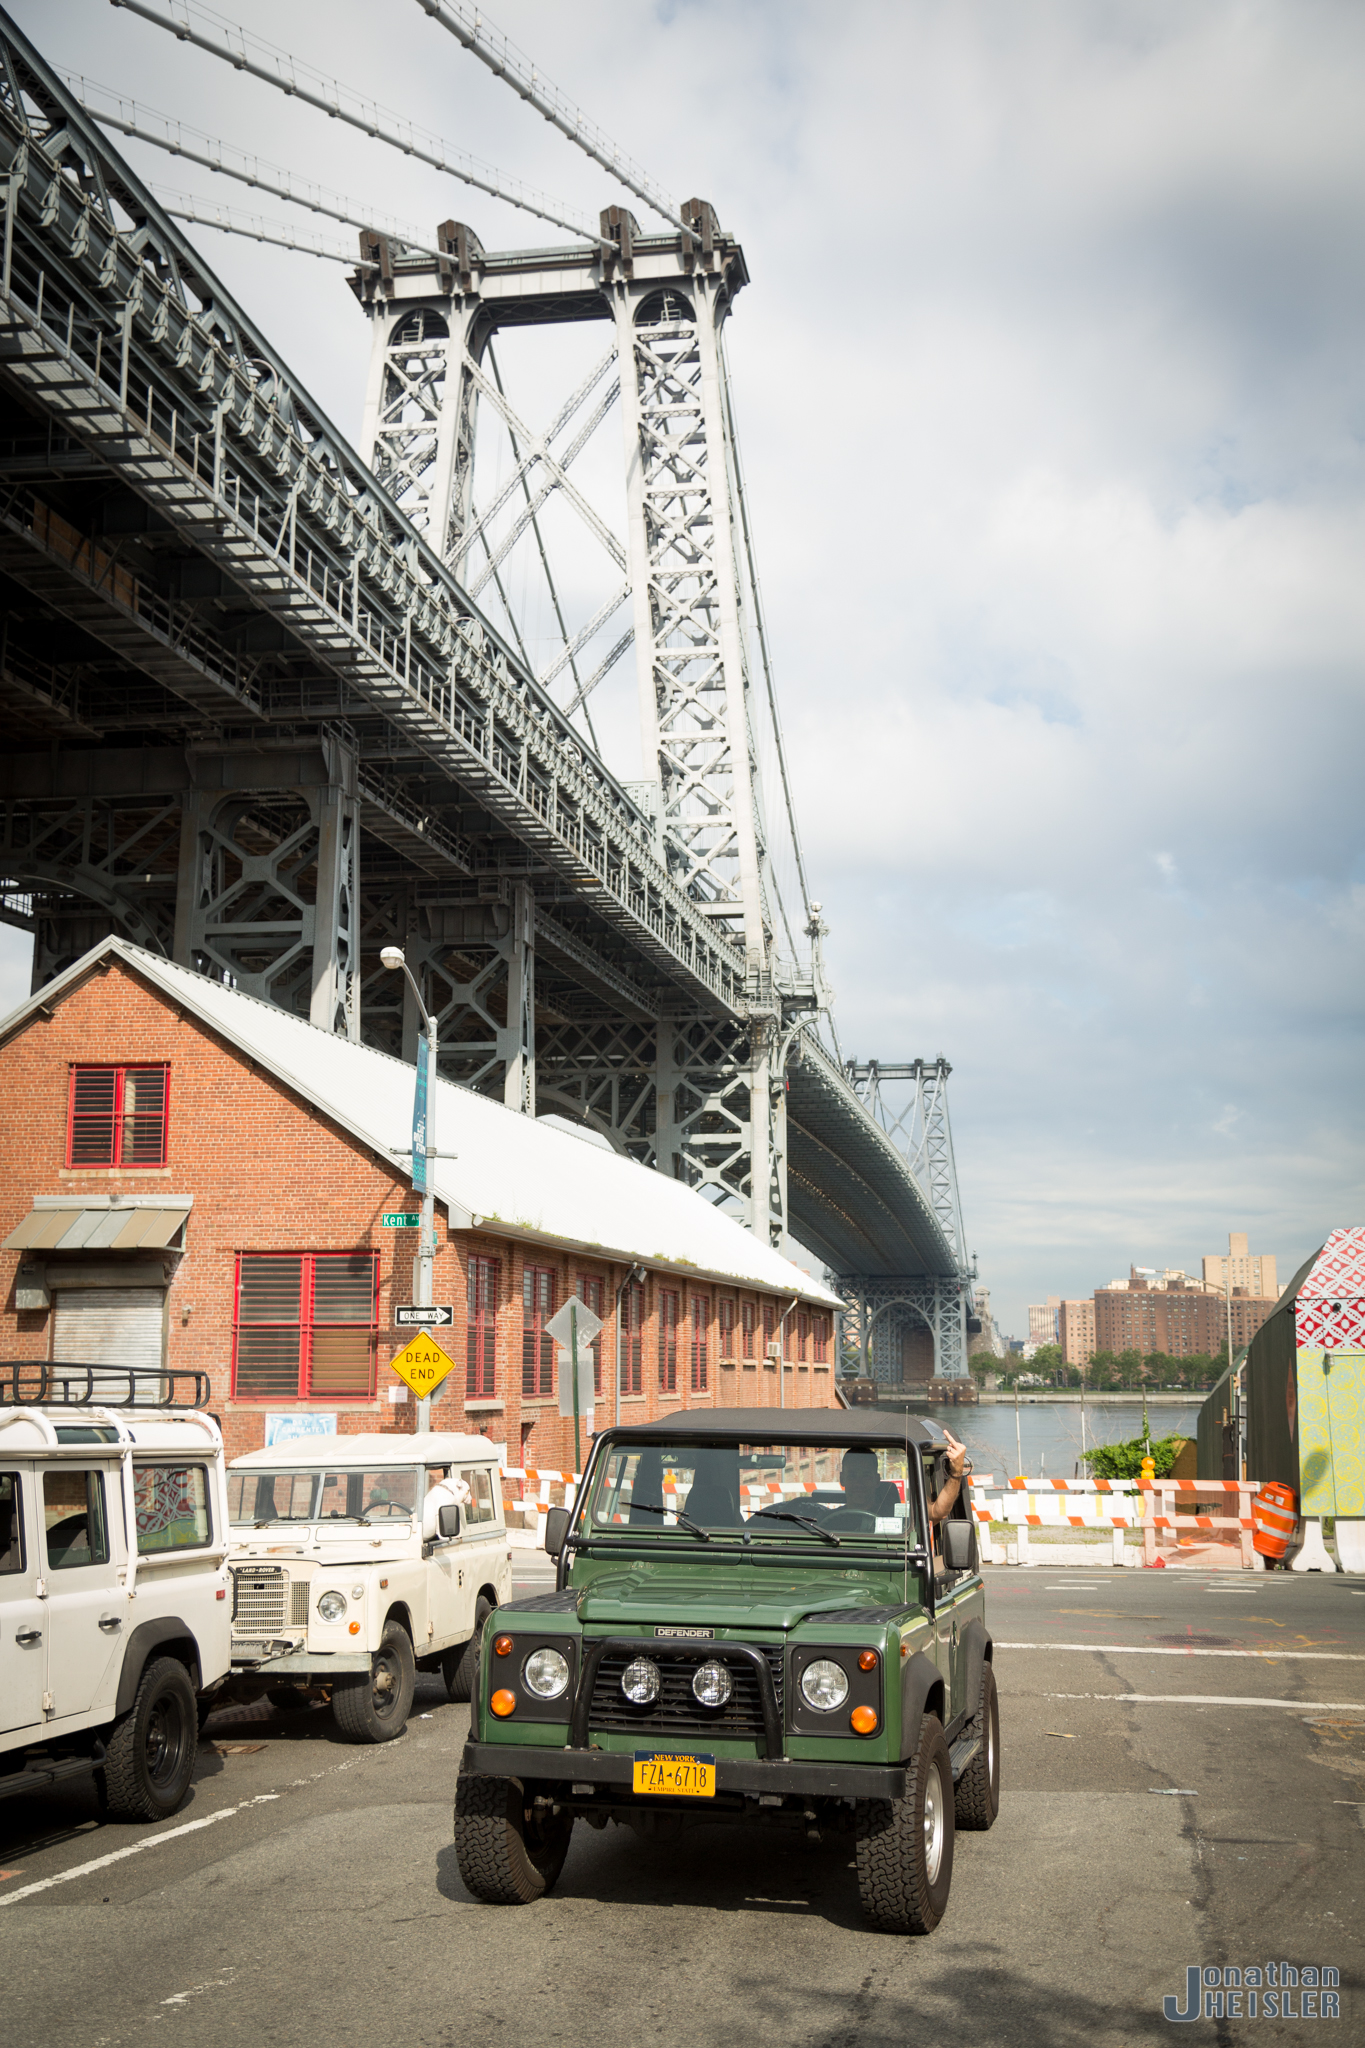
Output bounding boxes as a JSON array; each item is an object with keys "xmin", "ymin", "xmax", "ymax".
[
  {"xmin": 625, "ymin": 1502, "xmax": 710, "ymax": 1541},
  {"xmin": 753, "ymin": 1509, "xmax": 841, "ymax": 1548}
]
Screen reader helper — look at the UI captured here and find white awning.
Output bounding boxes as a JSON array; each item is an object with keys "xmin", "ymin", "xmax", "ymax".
[{"xmin": 4, "ymin": 1197, "xmax": 193, "ymax": 1253}]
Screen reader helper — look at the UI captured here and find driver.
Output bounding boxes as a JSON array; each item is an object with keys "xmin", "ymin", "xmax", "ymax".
[{"xmin": 841, "ymin": 1430, "xmax": 970, "ymax": 1523}]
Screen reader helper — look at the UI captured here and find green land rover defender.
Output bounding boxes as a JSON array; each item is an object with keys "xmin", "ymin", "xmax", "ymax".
[{"xmin": 454, "ymin": 1410, "xmax": 998, "ymax": 1935}]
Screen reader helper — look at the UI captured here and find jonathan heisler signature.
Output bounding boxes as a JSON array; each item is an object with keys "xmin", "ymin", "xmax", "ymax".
[{"xmin": 1164, "ymin": 1961, "xmax": 1341, "ymax": 2022}]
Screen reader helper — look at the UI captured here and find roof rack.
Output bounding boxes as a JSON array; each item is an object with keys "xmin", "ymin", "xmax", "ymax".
[{"xmin": 0, "ymin": 1362, "xmax": 212, "ymax": 1409}]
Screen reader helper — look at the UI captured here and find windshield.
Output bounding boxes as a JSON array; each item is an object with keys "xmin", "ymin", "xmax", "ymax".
[
  {"xmin": 585, "ymin": 1442, "xmax": 923, "ymax": 1545},
  {"xmin": 228, "ymin": 1467, "xmax": 421, "ymax": 1526}
]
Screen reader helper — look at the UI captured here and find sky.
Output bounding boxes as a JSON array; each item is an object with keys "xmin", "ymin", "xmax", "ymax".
[{"xmin": 6, "ymin": 0, "xmax": 1364, "ymax": 1338}]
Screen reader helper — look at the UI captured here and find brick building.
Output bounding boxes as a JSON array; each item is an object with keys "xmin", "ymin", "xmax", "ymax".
[
  {"xmin": 1202, "ymin": 1233, "xmax": 1278, "ymax": 1304},
  {"xmin": 1093, "ymin": 1268, "xmax": 1276, "ymax": 1359},
  {"xmin": 0, "ymin": 941, "xmax": 840, "ymax": 1467},
  {"xmin": 1058, "ymin": 1297, "xmax": 1096, "ymax": 1368}
]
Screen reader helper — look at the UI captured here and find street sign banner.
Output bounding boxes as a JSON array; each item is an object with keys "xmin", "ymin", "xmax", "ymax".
[
  {"xmin": 557, "ymin": 1345, "xmax": 595, "ymax": 1420},
  {"xmin": 389, "ymin": 1333, "xmax": 457, "ymax": 1399},
  {"xmin": 546, "ymin": 1295, "xmax": 603, "ymax": 1348},
  {"xmin": 395, "ymin": 1304, "xmax": 454, "ymax": 1328},
  {"xmin": 381, "ymin": 1213, "xmax": 421, "ymax": 1228},
  {"xmin": 411, "ymin": 1036, "xmax": 430, "ymax": 1196}
]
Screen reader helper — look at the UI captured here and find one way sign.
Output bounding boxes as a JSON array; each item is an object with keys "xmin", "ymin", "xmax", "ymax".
[{"xmin": 394, "ymin": 1304, "xmax": 454, "ymax": 1328}]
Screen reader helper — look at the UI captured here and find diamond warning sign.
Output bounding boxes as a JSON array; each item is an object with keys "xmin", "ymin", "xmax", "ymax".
[{"xmin": 388, "ymin": 1332, "xmax": 458, "ymax": 1399}]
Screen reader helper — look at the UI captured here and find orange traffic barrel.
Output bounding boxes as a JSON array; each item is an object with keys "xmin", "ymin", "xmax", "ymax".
[{"xmin": 1252, "ymin": 1481, "xmax": 1297, "ymax": 1560}]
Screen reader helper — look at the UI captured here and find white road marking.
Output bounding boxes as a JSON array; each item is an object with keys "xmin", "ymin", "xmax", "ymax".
[
  {"xmin": 0, "ymin": 1794, "xmax": 280, "ymax": 1909},
  {"xmin": 998, "ymin": 1641, "xmax": 1365, "ymax": 1661},
  {"xmin": 1048, "ymin": 1692, "xmax": 1365, "ymax": 1712}
]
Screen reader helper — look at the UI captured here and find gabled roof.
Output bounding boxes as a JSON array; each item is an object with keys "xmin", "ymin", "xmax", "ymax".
[
  {"xmin": 0, "ymin": 939, "xmax": 838, "ymax": 1307},
  {"xmin": 1300, "ymin": 1228, "xmax": 1365, "ymax": 1300}
]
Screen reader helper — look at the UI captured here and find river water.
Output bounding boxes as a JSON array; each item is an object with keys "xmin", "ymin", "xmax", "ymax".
[{"xmin": 908, "ymin": 1400, "xmax": 1203, "ymax": 1481}]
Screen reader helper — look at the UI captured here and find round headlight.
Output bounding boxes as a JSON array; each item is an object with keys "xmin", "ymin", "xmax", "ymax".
[
  {"xmin": 620, "ymin": 1657, "xmax": 661, "ymax": 1704},
  {"xmin": 316, "ymin": 1590, "xmax": 347, "ymax": 1623},
  {"xmin": 692, "ymin": 1659, "xmax": 732, "ymax": 1708},
  {"xmin": 522, "ymin": 1646, "xmax": 570, "ymax": 1699},
  {"xmin": 800, "ymin": 1658, "xmax": 849, "ymax": 1711}
]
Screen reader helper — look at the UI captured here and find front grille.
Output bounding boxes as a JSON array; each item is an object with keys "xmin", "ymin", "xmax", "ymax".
[
  {"xmin": 588, "ymin": 1644, "xmax": 784, "ymax": 1742},
  {"xmin": 231, "ymin": 1565, "xmax": 287, "ymax": 1636},
  {"xmin": 290, "ymin": 1579, "xmax": 309, "ymax": 1626}
]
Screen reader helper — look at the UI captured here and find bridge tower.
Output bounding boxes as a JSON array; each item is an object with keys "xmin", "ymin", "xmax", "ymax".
[
  {"xmin": 350, "ymin": 205, "xmax": 798, "ymax": 1246},
  {"xmin": 835, "ymin": 1060, "xmax": 978, "ymax": 1382}
]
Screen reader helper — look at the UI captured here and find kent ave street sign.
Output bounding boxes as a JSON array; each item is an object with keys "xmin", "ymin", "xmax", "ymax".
[{"xmin": 394, "ymin": 1305, "xmax": 454, "ymax": 1328}]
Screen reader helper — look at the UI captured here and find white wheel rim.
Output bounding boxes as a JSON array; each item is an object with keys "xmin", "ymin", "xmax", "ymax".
[{"xmin": 923, "ymin": 1760, "xmax": 945, "ymax": 1882}]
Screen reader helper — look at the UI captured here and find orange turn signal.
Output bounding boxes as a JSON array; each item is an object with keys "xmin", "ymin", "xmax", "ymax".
[
  {"xmin": 490, "ymin": 1688, "xmax": 517, "ymax": 1718},
  {"xmin": 857, "ymin": 1649, "xmax": 878, "ymax": 1672},
  {"xmin": 850, "ymin": 1704, "xmax": 878, "ymax": 1735},
  {"xmin": 348, "ymin": 1621, "xmax": 360, "ymax": 1635},
  {"xmin": 494, "ymin": 1634, "xmax": 514, "ymax": 1657}
]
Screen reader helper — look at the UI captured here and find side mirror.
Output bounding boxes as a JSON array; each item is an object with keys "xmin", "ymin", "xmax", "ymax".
[
  {"xmin": 943, "ymin": 1518, "xmax": 976, "ymax": 1573},
  {"xmin": 438, "ymin": 1503, "xmax": 461, "ymax": 1539},
  {"xmin": 543, "ymin": 1505, "xmax": 570, "ymax": 1559}
]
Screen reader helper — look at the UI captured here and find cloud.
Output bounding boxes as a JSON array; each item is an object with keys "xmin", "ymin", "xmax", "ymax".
[{"xmin": 8, "ymin": 0, "xmax": 1364, "ymax": 1333}]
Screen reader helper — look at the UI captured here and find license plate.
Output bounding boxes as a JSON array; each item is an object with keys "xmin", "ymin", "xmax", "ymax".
[{"xmin": 632, "ymin": 1751, "xmax": 716, "ymax": 1798}]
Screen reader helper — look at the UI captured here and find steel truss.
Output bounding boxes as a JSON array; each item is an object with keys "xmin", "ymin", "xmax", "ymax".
[
  {"xmin": 0, "ymin": 13, "xmax": 971, "ymax": 1287},
  {"xmin": 0, "ymin": 39, "xmax": 744, "ymax": 1018},
  {"xmin": 833, "ymin": 1275, "xmax": 970, "ymax": 1384}
]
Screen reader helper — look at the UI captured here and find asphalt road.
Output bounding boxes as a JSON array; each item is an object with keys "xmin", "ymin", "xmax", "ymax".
[{"xmin": 3, "ymin": 1564, "xmax": 1362, "ymax": 2047}]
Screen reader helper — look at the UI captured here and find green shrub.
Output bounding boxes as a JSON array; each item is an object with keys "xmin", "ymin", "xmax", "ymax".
[{"xmin": 1082, "ymin": 1433, "xmax": 1185, "ymax": 1480}]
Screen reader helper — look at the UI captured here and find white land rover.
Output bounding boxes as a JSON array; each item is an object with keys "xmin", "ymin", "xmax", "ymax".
[
  {"xmin": 225, "ymin": 1433, "xmax": 512, "ymax": 1742},
  {"xmin": 1, "ymin": 1367, "xmax": 231, "ymax": 1821}
]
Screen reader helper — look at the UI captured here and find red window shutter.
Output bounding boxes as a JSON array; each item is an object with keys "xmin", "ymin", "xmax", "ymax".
[
  {"xmin": 659, "ymin": 1289, "xmax": 678, "ymax": 1392},
  {"xmin": 625, "ymin": 1282, "xmax": 644, "ymax": 1395},
  {"xmin": 741, "ymin": 1301, "xmax": 755, "ymax": 1360},
  {"xmin": 690, "ymin": 1298, "xmax": 709, "ymax": 1391},
  {"xmin": 523, "ymin": 1267, "xmax": 556, "ymax": 1397},
  {"xmin": 579, "ymin": 1275, "xmax": 604, "ymax": 1395},
  {"xmin": 467, "ymin": 1256, "xmax": 498, "ymax": 1398},
  {"xmin": 121, "ymin": 1067, "xmax": 168, "ymax": 1165},
  {"xmin": 233, "ymin": 1252, "xmax": 376, "ymax": 1401},
  {"xmin": 719, "ymin": 1299, "xmax": 735, "ymax": 1359},
  {"xmin": 69, "ymin": 1067, "xmax": 117, "ymax": 1166}
]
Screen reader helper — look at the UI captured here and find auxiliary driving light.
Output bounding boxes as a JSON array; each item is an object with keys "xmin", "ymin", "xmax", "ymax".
[
  {"xmin": 800, "ymin": 1658, "xmax": 849, "ymax": 1712},
  {"xmin": 523, "ymin": 1647, "xmax": 571, "ymax": 1699},
  {"xmin": 850, "ymin": 1705, "xmax": 878, "ymax": 1735},
  {"xmin": 490, "ymin": 1689, "xmax": 517, "ymax": 1717},
  {"xmin": 620, "ymin": 1657, "xmax": 661, "ymax": 1704},
  {"xmin": 691, "ymin": 1659, "xmax": 732, "ymax": 1708}
]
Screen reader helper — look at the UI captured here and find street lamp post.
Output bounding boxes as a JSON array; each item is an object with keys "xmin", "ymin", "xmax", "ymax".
[{"xmin": 381, "ymin": 946, "xmax": 439, "ymax": 1436}]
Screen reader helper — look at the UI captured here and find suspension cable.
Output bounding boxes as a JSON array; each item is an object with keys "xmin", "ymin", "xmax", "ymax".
[
  {"xmin": 718, "ymin": 330, "xmax": 813, "ymax": 922},
  {"xmin": 73, "ymin": 80, "xmax": 442, "ymax": 259},
  {"xmin": 110, "ymin": 0, "xmax": 608, "ymax": 250},
  {"xmin": 411, "ymin": 0, "xmax": 687, "ymax": 236}
]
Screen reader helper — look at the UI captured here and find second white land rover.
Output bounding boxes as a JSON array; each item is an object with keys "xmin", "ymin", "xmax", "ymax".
[{"xmin": 224, "ymin": 1432, "xmax": 512, "ymax": 1742}]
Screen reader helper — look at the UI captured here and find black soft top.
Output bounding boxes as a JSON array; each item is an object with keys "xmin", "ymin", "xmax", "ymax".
[{"xmin": 596, "ymin": 1407, "xmax": 943, "ymax": 1450}]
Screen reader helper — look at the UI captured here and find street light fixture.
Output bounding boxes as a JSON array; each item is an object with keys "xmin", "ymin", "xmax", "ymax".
[{"xmin": 381, "ymin": 946, "xmax": 439, "ymax": 1436}]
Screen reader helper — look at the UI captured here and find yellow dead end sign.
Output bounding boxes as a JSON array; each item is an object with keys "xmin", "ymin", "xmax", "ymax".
[{"xmin": 389, "ymin": 1332, "xmax": 457, "ymax": 1400}]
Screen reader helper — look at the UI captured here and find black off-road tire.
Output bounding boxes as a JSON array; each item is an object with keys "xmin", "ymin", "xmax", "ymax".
[
  {"xmin": 454, "ymin": 1768, "xmax": 574, "ymax": 1904},
  {"xmin": 101, "ymin": 1656, "xmax": 198, "ymax": 1822},
  {"xmin": 331, "ymin": 1620, "xmax": 415, "ymax": 1743},
  {"xmin": 443, "ymin": 1596, "xmax": 493, "ymax": 1704},
  {"xmin": 954, "ymin": 1662, "xmax": 1000, "ymax": 1830},
  {"xmin": 856, "ymin": 1712, "xmax": 955, "ymax": 1935}
]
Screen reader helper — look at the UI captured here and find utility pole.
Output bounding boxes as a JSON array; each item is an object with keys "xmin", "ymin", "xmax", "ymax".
[{"xmin": 382, "ymin": 945, "xmax": 440, "ymax": 1436}]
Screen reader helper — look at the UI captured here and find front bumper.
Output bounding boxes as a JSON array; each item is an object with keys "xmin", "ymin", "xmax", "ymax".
[
  {"xmin": 231, "ymin": 1648, "xmax": 372, "ymax": 1674},
  {"xmin": 461, "ymin": 1741, "xmax": 907, "ymax": 1802}
]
